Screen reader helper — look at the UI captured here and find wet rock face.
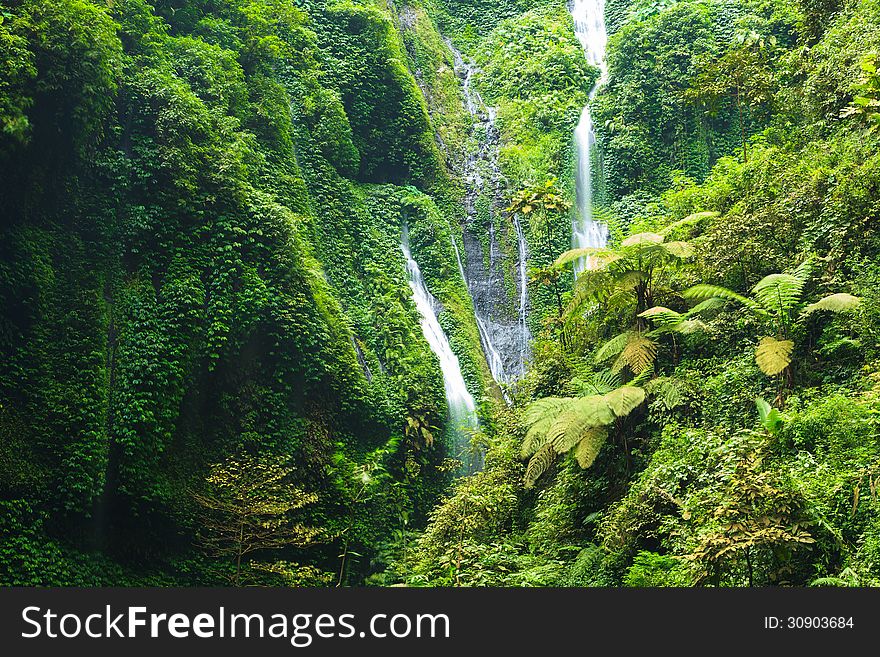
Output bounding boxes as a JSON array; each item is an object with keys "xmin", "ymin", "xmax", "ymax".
[
  {"xmin": 447, "ymin": 40, "xmax": 530, "ymax": 385},
  {"xmin": 461, "ymin": 223, "xmax": 522, "ymax": 382}
]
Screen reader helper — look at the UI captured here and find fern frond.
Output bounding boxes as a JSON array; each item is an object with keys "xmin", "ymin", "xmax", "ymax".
[
  {"xmin": 686, "ymin": 297, "xmax": 726, "ymax": 315},
  {"xmin": 574, "ymin": 427, "xmax": 609, "ymax": 469},
  {"xmin": 581, "ymin": 369, "xmax": 621, "ymax": 395},
  {"xmin": 791, "ymin": 258, "xmax": 814, "ymax": 285},
  {"xmin": 802, "ymin": 293, "xmax": 861, "ymax": 316},
  {"xmin": 669, "ymin": 318, "xmax": 707, "ymax": 335},
  {"xmin": 522, "ymin": 416, "xmax": 554, "ymax": 457},
  {"xmin": 621, "ymin": 232, "xmax": 664, "ymax": 248},
  {"xmin": 660, "ymin": 241, "xmax": 695, "ymax": 259},
  {"xmin": 594, "ymin": 331, "xmax": 632, "ymax": 364},
  {"xmin": 521, "ymin": 397, "xmax": 573, "ymax": 456},
  {"xmin": 524, "ymin": 444, "xmax": 557, "ymax": 488},
  {"xmin": 564, "ymin": 270, "xmax": 618, "ymax": 320},
  {"xmin": 612, "ymin": 335, "xmax": 657, "ymax": 374},
  {"xmin": 683, "ymin": 284, "xmax": 766, "ymax": 317},
  {"xmin": 660, "ymin": 211, "xmax": 719, "ymax": 236},
  {"xmin": 616, "ymin": 270, "xmax": 647, "ymax": 290},
  {"xmin": 754, "ymin": 336, "xmax": 794, "ymax": 376},
  {"xmin": 628, "ymin": 365, "xmax": 655, "ymax": 387},
  {"xmin": 573, "ymin": 394, "xmax": 618, "ymax": 426},
  {"xmin": 547, "ymin": 404, "xmax": 605, "ymax": 452},
  {"xmin": 639, "ymin": 306, "xmax": 684, "ymax": 327},
  {"xmin": 554, "ymin": 248, "xmax": 618, "ymax": 269},
  {"xmin": 603, "ymin": 386, "xmax": 647, "ymax": 416},
  {"xmin": 521, "ymin": 397, "xmax": 572, "ymax": 427},
  {"xmin": 752, "ymin": 274, "xmax": 804, "ymax": 314}
]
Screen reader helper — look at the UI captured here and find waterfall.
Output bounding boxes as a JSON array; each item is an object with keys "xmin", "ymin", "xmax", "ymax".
[
  {"xmin": 401, "ymin": 226, "xmax": 482, "ymax": 472},
  {"xmin": 445, "ymin": 38, "xmax": 531, "ymax": 386},
  {"xmin": 571, "ymin": 0, "xmax": 609, "ymax": 274}
]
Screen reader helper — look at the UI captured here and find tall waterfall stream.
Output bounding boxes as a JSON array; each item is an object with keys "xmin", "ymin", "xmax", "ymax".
[
  {"xmin": 571, "ymin": 0, "xmax": 609, "ymax": 273},
  {"xmin": 401, "ymin": 226, "xmax": 482, "ymax": 473}
]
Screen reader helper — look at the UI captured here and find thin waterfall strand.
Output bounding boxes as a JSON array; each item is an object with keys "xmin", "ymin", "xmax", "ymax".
[{"xmin": 401, "ymin": 227, "xmax": 482, "ymax": 472}]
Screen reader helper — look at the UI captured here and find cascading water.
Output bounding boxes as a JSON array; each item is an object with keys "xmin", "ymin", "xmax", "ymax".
[
  {"xmin": 446, "ymin": 39, "xmax": 531, "ymax": 386},
  {"xmin": 571, "ymin": 0, "xmax": 609, "ymax": 274},
  {"xmin": 401, "ymin": 226, "xmax": 482, "ymax": 473}
]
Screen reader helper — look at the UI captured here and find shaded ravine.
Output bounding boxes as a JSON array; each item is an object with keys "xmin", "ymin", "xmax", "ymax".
[
  {"xmin": 571, "ymin": 0, "xmax": 609, "ymax": 274},
  {"xmin": 401, "ymin": 225, "xmax": 483, "ymax": 474},
  {"xmin": 446, "ymin": 39, "xmax": 531, "ymax": 387}
]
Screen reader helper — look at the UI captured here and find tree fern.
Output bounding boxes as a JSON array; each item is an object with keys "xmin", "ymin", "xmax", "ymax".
[
  {"xmin": 661, "ymin": 240, "xmax": 695, "ymax": 258},
  {"xmin": 645, "ymin": 376, "xmax": 689, "ymax": 410},
  {"xmin": 520, "ymin": 386, "xmax": 646, "ymax": 487},
  {"xmin": 554, "ymin": 248, "xmax": 618, "ymax": 269},
  {"xmin": 752, "ymin": 273, "xmax": 805, "ymax": 314},
  {"xmin": 521, "ymin": 397, "xmax": 572, "ymax": 456},
  {"xmin": 604, "ymin": 386, "xmax": 647, "ymax": 416},
  {"xmin": 639, "ymin": 306, "xmax": 684, "ymax": 327},
  {"xmin": 524, "ymin": 444, "xmax": 557, "ymax": 488},
  {"xmin": 621, "ymin": 232, "xmax": 664, "ymax": 248},
  {"xmin": 660, "ymin": 211, "xmax": 719, "ymax": 236},
  {"xmin": 594, "ymin": 331, "xmax": 631, "ymax": 364},
  {"xmin": 573, "ymin": 369, "xmax": 621, "ymax": 395}
]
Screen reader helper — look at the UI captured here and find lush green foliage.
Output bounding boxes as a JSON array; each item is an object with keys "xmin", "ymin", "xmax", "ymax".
[
  {"xmin": 4, "ymin": 0, "xmax": 880, "ymax": 589},
  {"xmin": 0, "ymin": 0, "xmax": 488, "ymax": 585},
  {"xmin": 406, "ymin": 0, "xmax": 880, "ymax": 589}
]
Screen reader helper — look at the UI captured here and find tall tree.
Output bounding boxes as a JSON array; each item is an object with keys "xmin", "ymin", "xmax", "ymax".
[{"xmin": 192, "ymin": 454, "xmax": 321, "ymax": 586}]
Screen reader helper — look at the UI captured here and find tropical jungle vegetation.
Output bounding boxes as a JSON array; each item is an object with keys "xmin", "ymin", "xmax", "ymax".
[{"xmin": 2, "ymin": 0, "xmax": 880, "ymax": 588}]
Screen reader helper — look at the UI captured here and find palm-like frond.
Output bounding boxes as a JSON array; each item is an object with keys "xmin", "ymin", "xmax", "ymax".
[
  {"xmin": 521, "ymin": 397, "xmax": 572, "ymax": 456},
  {"xmin": 688, "ymin": 297, "xmax": 726, "ymax": 315},
  {"xmin": 752, "ymin": 273, "xmax": 805, "ymax": 315},
  {"xmin": 621, "ymin": 232, "xmax": 664, "ymax": 248},
  {"xmin": 546, "ymin": 398, "xmax": 611, "ymax": 452},
  {"xmin": 594, "ymin": 331, "xmax": 631, "ymax": 364},
  {"xmin": 683, "ymin": 284, "xmax": 767, "ymax": 317},
  {"xmin": 564, "ymin": 269, "xmax": 626, "ymax": 320},
  {"xmin": 639, "ymin": 306, "xmax": 684, "ymax": 327},
  {"xmin": 802, "ymin": 293, "xmax": 861, "ymax": 316},
  {"xmin": 661, "ymin": 241, "xmax": 695, "ymax": 258},
  {"xmin": 792, "ymin": 258, "xmax": 813, "ymax": 285},
  {"xmin": 612, "ymin": 334, "xmax": 657, "ymax": 374},
  {"xmin": 519, "ymin": 384, "xmax": 647, "ymax": 486},
  {"xmin": 754, "ymin": 336, "xmax": 794, "ymax": 376},
  {"xmin": 554, "ymin": 248, "xmax": 618, "ymax": 269},
  {"xmin": 645, "ymin": 376, "xmax": 689, "ymax": 410},
  {"xmin": 524, "ymin": 444, "xmax": 557, "ymax": 488},
  {"xmin": 578, "ymin": 369, "xmax": 621, "ymax": 395},
  {"xmin": 604, "ymin": 386, "xmax": 647, "ymax": 416},
  {"xmin": 660, "ymin": 211, "xmax": 719, "ymax": 236},
  {"xmin": 574, "ymin": 427, "xmax": 609, "ymax": 469},
  {"xmin": 628, "ymin": 364, "xmax": 655, "ymax": 387}
]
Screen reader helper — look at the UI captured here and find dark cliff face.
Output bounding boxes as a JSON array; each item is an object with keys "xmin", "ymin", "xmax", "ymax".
[
  {"xmin": 450, "ymin": 45, "xmax": 529, "ymax": 385},
  {"xmin": 461, "ymin": 219, "xmax": 523, "ymax": 383}
]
